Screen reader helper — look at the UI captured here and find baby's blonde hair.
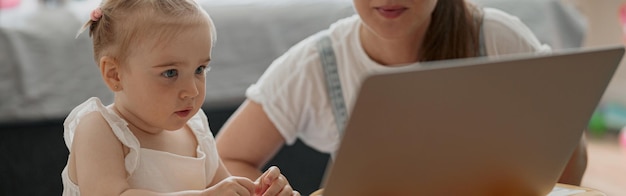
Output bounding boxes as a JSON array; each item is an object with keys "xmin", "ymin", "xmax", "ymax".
[{"xmin": 80, "ymin": 0, "xmax": 216, "ymax": 64}]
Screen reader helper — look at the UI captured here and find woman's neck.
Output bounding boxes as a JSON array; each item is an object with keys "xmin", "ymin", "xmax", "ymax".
[{"xmin": 359, "ymin": 26, "xmax": 426, "ymax": 66}]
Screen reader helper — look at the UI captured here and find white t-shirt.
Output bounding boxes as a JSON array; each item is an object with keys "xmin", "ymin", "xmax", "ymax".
[{"xmin": 246, "ymin": 8, "xmax": 551, "ymax": 154}]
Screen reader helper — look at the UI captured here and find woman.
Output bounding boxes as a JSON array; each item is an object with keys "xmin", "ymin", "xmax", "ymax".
[{"xmin": 216, "ymin": 0, "xmax": 586, "ymax": 188}]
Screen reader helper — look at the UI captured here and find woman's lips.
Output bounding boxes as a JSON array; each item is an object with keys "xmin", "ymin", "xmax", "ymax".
[{"xmin": 375, "ymin": 6, "xmax": 407, "ymax": 19}]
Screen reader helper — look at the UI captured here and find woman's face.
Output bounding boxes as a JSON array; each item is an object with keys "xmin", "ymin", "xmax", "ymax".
[{"xmin": 353, "ymin": 0, "xmax": 438, "ymax": 39}]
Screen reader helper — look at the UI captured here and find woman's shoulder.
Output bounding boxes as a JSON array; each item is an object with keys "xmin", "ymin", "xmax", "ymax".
[
  {"xmin": 481, "ymin": 7, "xmax": 551, "ymax": 54},
  {"xmin": 284, "ymin": 14, "xmax": 359, "ymax": 57},
  {"xmin": 264, "ymin": 33, "xmax": 326, "ymax": 75},
  {"xmin": 274, "ymin": 14, "xmax": 360, "ymax": 68},
  {"xmin": 482, "ymin": 8, "xmax": 518, "ymax": 22},
  {"xmin": 249, "ymin": 14, "xmax": 361, "ymax": 96},
  {"xmin": 482, "ymin": 8, "xmax": 531, "ymax": 34}
]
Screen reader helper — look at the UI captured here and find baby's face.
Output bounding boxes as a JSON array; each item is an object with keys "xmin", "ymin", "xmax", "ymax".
[{"xmin": 116, "ymin": 22, "xmax": 213, "ymax": 131}]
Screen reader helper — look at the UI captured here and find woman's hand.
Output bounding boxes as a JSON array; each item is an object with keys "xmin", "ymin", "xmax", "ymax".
[
  {"xmin": 255, "ymin": 166, "xmax": 300, "ymax": 196},
  {"xmin": 204, "ymin": 176, "xmax": 256, "ymax": 196}
]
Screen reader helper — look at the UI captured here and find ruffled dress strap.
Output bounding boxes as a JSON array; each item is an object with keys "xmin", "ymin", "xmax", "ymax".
[
  {"xmin": 186, "ymin": 109, "xmax": 220, "ymax": 182},
  {"xmin": 63, "ymin": 97, "xmax": 141, "ymax": 175}
]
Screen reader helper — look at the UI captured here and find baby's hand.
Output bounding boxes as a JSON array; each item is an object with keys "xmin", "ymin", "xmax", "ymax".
[
  {"xmin": 205, "ymin": 176, "xmax": 255, "ymax": 196},
  {"xmin": 255, "ymin": 166, "xmax": 300, "ymax": 196}
]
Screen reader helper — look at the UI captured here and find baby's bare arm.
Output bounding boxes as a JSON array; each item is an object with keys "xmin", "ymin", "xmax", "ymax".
[{"xmin": 71, "ymin": 112, "xmax": 131, "ymax": 195}]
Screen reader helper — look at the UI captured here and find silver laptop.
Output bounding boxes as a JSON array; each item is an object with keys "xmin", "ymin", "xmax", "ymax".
[{"xmin": 321, "ymin": 46, "xmax": 624, "ymax": 196}]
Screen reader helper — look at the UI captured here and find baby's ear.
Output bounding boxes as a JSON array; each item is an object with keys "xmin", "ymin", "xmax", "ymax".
[{"xmin": 99, "ymin": 56, "xmax": 122, "ymax": 91}]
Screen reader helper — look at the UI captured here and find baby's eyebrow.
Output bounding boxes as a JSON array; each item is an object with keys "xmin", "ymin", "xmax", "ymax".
[
  {"xmin": 153, "ymin": 56, "xmax": 212, "ymax": 67},
  {"xmin": 153, "ymin": 62, "xmax": 180, "ymax": 68}
]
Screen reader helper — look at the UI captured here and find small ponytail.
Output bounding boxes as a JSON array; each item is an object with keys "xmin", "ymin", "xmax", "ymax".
[{"xmin": 75, "ymin": 7, "xmax": 103, "ymax": 38}]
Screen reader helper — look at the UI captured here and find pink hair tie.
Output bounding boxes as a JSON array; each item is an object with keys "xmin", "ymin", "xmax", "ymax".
[{"xmin": 90, "ymin": 8, "xmax": 102, "ymax": 21}]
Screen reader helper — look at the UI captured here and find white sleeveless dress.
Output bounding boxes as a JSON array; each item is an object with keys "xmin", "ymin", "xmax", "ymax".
[{"xmin": 60, "ymin": 97, "xmax": 219, "ymax": 195}]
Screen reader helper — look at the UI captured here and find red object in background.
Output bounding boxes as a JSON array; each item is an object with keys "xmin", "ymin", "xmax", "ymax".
[
  {"xmin": 0, "ymin": 0, "xmax": 21, "ymax": 9},
  {"xmin": 621, "ymin": 127, "xmax": 626, "ymax": 151}
]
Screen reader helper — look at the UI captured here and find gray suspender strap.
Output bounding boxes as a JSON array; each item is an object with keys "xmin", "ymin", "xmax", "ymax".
[
  {"xmin": 317, "ymin": 33, "xmax": 349, "ymax": 137},
  {"xmin": 477, "ymin": 8, "xmax": 487, "ymax": 57},
  {"xmin": 479, "ymin": 23, "xmax": 486, "ymax": 56}
]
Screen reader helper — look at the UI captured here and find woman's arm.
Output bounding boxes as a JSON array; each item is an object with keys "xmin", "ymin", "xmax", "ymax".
[{"xmin": 216, "ymin": 99, "xmax": 287, "ymax": 180}]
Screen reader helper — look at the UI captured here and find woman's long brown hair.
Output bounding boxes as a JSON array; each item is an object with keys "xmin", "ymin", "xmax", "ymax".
[{"xmin": 420, "ymin": 0, "xmax": 482, "ymax": 62}]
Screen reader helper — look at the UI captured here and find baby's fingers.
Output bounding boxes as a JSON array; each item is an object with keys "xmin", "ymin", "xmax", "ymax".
[
  {"xmin": 274, "ymin": 183, "xmax": 298, "ymax": 196},
  {"xmin": 260, "ymin": 166, "xmax": 281, "ymax": 185},
  {"xmin": 223, "ymin": 176, "xmax": 255, "ymax": 195},
  {"xmin": 256, "ymin": 166, "xmax": 281, "ymax": 193},
  {"xmin": 233, "ymin": 176, "xmax": 256, "ymax": 194},
  {"xmin": 209, "ymin": 176, "xmax": 256, "ymax": 196},
  {"xmin": 260, "ymin": 175, "xmax": 288, "ymax": 196}
]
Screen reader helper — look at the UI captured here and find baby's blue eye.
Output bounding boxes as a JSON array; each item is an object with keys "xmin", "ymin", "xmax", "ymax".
[
  {"xmin": 196, "ymin": 66, "xmax": 210, "ymax": 75},
  {"xmin": 162, "ymin": 69, "xmax": 178, "ymax": 78}
]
